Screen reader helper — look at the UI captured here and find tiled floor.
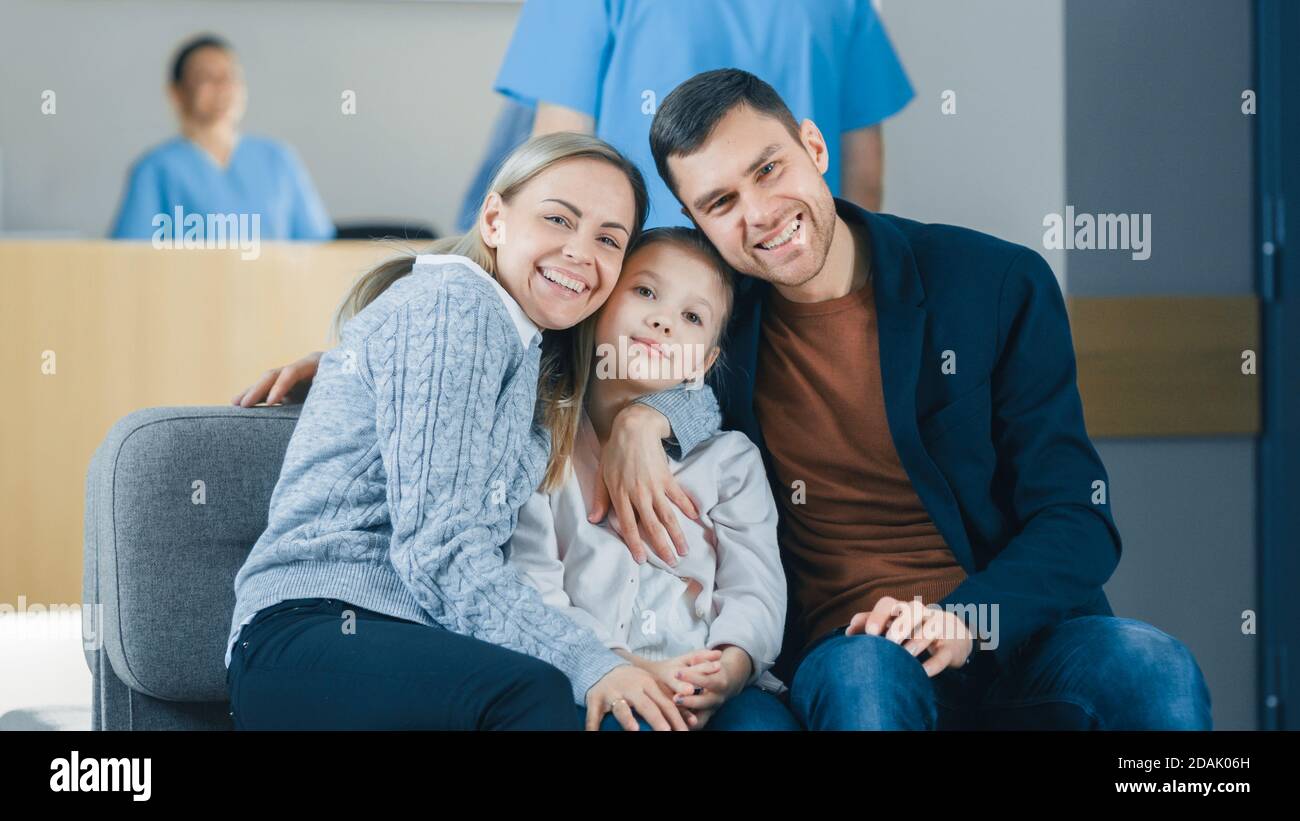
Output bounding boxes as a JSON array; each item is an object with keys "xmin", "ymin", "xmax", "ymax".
[{"xmin": 0, "ymin": 611, "xmax": 93, "ymax": 729}]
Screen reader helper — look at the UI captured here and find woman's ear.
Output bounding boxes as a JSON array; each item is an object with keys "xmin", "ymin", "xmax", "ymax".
[{"xmin": 478, "ymin": 191, "xmax": 506, "ymax": 248}]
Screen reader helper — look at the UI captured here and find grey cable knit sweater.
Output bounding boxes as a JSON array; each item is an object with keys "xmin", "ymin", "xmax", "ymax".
[{"xmin": 227, "ymin": 254, "xmax": 722, "ymax": 705}]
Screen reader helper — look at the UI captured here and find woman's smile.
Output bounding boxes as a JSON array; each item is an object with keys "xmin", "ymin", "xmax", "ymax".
[{"xmin": 534, "ymin": 264, "xmax": 592, "ymax": 298}]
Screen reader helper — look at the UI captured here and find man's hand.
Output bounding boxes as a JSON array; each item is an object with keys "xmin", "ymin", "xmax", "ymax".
[
  {"xmin": 845, "ymin": 595, "xmax": 974, "ymax": 677},
  {"xmin": 231, "ymin": 351, "xmax": 323, "ymax": 407},
  {"xmin": 588, "ymin": 403, "xmax": 702, "ymax": 566}
]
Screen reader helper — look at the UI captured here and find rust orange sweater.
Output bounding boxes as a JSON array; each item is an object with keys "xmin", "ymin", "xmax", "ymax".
[{"xmin": 754, "ymin": 276, "xmax": 967, "ymax": 657}]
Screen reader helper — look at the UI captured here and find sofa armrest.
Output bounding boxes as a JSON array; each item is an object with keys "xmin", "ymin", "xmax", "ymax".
[{"xmin": 83, "ymin": 404, "xmax": 303, "ymax": 703}]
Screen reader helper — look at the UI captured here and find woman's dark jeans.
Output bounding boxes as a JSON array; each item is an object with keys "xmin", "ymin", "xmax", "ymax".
[{"xmin": 227, "ymin": 597, "xmax": 580, "ymax": 730}]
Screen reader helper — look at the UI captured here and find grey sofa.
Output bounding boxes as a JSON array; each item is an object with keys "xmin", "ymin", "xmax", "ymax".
[{"xmin": 84, "ymin": 404, "xmax": 303, "ymax": 730}]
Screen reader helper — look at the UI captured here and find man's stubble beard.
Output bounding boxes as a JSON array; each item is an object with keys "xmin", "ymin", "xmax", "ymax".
[{"xmin": 749, "ymin": 195, "xmax": 836, "ymax": 289}]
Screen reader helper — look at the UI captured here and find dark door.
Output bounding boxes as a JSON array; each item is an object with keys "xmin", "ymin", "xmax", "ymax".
[{"xmin": 1255, "ymin": 0, "xmax": 1299, "ymax": 730}]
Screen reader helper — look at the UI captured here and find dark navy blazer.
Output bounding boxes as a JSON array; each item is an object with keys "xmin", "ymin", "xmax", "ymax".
[{"xmin": 711, "ymin": 198, "xmax": 1123, "ymax": 677}]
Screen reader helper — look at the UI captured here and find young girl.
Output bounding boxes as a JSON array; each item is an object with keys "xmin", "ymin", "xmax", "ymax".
[
  {"xmin": 226, "ymin": 133, "xmax": 709, "ymax": 731},
  {"xmin": 508, "ymin": 227, "xmax": 800, "ymax": 731}
]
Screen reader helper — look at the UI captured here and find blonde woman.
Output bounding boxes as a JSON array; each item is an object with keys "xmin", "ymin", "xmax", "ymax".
[{"xmin": 226, "ymin": 133, "xmax": 718, "ymax": 730}]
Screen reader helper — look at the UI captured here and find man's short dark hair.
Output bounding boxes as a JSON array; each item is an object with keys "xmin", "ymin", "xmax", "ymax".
[
  {"xmin": 171, "ymin": 34, "xmax": 233, "ymax": 85},
  {"xmin": 650, "ymin": 68, "xmax": 802, "ymax": 204}
]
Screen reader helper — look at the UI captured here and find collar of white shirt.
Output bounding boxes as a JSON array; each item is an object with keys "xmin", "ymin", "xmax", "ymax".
[{"xmin": 415, "ymin": 253, "xmax": 542, "ymax": 349}]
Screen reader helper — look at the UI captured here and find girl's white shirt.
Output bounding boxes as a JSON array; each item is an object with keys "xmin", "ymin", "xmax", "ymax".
[{"xmin": 507, "ymin": 406, "xmax": 788, "ymax": 693}]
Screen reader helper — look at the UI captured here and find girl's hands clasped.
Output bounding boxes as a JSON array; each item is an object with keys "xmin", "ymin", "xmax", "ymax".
[
  {"xmin": 618, "ymin": 646, "xmax": 750, "ymax": 730},
  {"xmin": 640, "ymin": 648, "xmax": 723, "ymax": 702},
  {"xmin": 663, "ymin": 646, "xmax": 750, "ymax": 719}
]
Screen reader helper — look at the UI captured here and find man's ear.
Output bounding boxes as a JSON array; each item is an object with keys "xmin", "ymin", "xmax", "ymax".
[
  {"xmin": 799, "ymin": 118, "xmax": 831, "ymax": 176},
  {"xmin": 478, "ymin": 191, "xmax": 505, "ymax": 247}
]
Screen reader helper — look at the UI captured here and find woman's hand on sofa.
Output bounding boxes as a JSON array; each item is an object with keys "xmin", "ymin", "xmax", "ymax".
[
  {"xmin": 231, "ymin": 351, "xmax": 323, "ymax": 407},
  {"xmin": 586, "ymin": 664, "xmax": 693, "ymax": 731}
]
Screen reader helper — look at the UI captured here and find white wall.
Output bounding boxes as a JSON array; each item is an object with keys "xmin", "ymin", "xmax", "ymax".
[{"xmin": 879, "ymin": 0, "xmax": 1066, "ymax": 288}]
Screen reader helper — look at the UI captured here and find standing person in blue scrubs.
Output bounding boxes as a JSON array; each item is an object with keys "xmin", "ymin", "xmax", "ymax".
[
  {"xmin": 110, "ymin": 34, "xmax": 335, "ymax": 241},
  {"xmin": 456, "ymin": 0, "xmax": 914, "ymax": 231}
]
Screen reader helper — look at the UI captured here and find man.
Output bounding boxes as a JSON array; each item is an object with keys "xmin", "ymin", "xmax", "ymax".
[
  {"xmin": 456, "ymin": 0, "xmax": 913, "ymax": 231},
  {"xmin": 629, "ymin": 68, "xmax": 1213, "ymax": 730}
]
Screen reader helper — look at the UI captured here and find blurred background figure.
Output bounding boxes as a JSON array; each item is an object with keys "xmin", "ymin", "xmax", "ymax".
[
  {"xmin": 109, "ymin": 34, "xmax": 334, "ymax": 241},
  {"xmin": 455, "ymin": 0, "xmax": 914, "ymax": 231}
]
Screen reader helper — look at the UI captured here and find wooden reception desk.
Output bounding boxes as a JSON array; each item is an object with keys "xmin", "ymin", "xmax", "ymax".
[{"xmin": 0, "ymin": 241, "xmax": 1260, "ymax": 606}]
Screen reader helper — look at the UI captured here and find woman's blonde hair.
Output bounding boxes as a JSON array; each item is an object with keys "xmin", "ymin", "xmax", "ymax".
[{"xmin": 328, "ymin": 132, "xmax": 649, "ymax": 493}]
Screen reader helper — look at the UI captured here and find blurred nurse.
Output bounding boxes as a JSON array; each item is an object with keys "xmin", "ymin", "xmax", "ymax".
[
  {"xmin": 110, "ymin": 34, "xmax": 334, "ymax": 241},
  {"xmin": 457, "ymin": 0, "xmax": 914, "ymax": 231}
]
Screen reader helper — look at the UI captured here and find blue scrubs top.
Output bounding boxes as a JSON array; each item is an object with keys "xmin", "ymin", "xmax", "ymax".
[
  {"xmin": 109, "ymin": 134, "xmax": 335, "ymax": 240},
  {"xmin": 493, "ymin": 0, "xmax": 915, "ymax": 228}
]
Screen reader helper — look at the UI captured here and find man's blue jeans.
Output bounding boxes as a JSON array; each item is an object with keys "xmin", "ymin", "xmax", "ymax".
[{"xmin": 788, "ymin": 615, "xmax": 1213, "ymax": 730}]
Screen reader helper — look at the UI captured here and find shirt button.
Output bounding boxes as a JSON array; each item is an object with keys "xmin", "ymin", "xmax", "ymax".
[{"xmin": 242, "ymin": 641, "xmax": 249, "ymax": 648}]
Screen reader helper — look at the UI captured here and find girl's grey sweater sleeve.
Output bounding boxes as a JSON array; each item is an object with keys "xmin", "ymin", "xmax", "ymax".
[
  {"xmin": 359, "ymin": 274, "xmax": 627, "ymax": 704},
  {"xmin": 632, "ymin": 384, "xmax": 723, "ymax": 460}
]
